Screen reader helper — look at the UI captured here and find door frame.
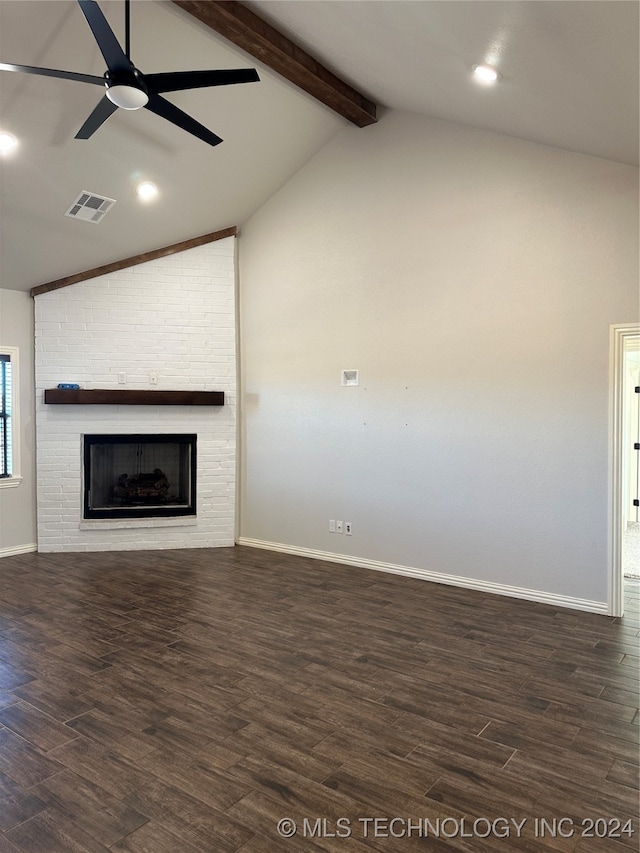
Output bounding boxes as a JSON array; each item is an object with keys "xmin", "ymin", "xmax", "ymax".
[{"xmin": 609, "ymin": 323, "xmax": 640, "ymax": 617}]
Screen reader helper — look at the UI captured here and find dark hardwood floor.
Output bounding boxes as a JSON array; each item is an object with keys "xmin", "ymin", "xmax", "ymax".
[{"xmin": 0, "ymin": 546, "xmax": 637, "ymax": 852}]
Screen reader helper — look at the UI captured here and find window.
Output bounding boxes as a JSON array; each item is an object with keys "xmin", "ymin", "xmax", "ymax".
[
  {"xmin": 0, "ymin": 354, "xmax": 11, "ymax": 476},
  {"xmin": 0, "ymin": 347, "xmax": 20, "ymax": 487}
]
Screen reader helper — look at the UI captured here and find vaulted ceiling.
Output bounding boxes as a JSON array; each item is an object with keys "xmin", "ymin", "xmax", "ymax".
[{"xmin": 0, "ymin": 0, "xmax": 637, "ymax": 294}]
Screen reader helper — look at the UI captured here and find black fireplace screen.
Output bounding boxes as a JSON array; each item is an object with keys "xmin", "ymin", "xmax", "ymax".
[{"xmin": 83, "ymin": 434, "xmax": 196, "ymax": 519}]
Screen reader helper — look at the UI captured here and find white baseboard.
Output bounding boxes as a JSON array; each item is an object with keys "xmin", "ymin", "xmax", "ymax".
[
  {"xmin": 0, "ymin": 543, "xmax": 38, "ymax": 558},
  {"xmin": 236, "ymin": 537, "xmax": 608, "ymax": 615}
]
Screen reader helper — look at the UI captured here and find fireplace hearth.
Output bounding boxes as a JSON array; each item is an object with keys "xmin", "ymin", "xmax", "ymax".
[{"xmin": 83, "ymin": 434, "xmax": 196, "ymax": 519}]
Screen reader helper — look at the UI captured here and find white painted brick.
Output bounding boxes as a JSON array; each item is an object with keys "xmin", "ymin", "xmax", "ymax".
[{"xmin": 35, "ymin": 236, "xmax": 236, "ymax": 553}]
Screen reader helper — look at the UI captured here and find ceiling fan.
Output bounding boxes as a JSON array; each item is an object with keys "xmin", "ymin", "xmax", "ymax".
[{"xmin": 0, "ymin": 0, "xmax": 260, "ymax": 147}]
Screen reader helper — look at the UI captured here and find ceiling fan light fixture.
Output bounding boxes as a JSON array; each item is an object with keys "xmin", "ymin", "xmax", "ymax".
[
  {"xmin": 1, "ymin": 0, "xmax": 259, "ymax": 146},
  {"xmin": 106, "ymin": 84, "xmax": 149, "ymax": 110},
  {"xmin": 473, "ymin": 64, "xmax": 501, "ymax": 84}
]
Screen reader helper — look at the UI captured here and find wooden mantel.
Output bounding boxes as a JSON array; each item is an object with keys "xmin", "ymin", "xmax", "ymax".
[{"xmin": 44, "ymin": 389, "xmax": 224, "ymax": 406}]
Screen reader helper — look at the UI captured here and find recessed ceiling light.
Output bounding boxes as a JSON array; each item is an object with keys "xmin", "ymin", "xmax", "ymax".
[
  {"xmin": 136, "ymin": 181, "xmax": 158, "ymax": 202},
  {"xmin": 0, "ymin": 131, "xmax": 18, "ymax": 155},
  {"xmin": 473, "ymin": 64, "xmax": 501, "ymax": 84}
]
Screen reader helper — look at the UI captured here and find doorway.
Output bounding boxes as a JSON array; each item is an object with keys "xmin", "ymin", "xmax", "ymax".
[{"xmin": 609, "ymin": 324, "xmax": 640, "ymax": 616}]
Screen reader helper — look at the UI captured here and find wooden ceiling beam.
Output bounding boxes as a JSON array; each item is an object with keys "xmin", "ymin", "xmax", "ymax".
[
  {"xmin": 171, "ymin": 0, "xmax": 377, "ymax": 128},
  {"xmin": 31, "ymin": 227, "xmax": 236, "ymax": 297}
]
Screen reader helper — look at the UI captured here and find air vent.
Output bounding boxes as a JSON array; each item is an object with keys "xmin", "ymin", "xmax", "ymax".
[{"xmin": 65, "ymin": 191, "xmax": 116, "ymax": 224}]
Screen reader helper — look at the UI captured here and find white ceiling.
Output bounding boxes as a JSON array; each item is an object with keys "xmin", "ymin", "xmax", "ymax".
[
  {"xmin": 250, "ymin": 0, "xmax": 639, "ymax": 166},
  {"xmin": 0, "ymin": 0, "xmax": 638, "ymax": 294},
  {"xmin": 0, "ymin": 0, "xmax": 344, "ymax": 293}
]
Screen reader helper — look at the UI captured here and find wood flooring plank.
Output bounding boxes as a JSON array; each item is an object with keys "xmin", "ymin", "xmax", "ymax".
[
  {"xmin": 33, "ymin": 769, "xmax": 149, "ymax": 846},
  {"xmin": 595, "ymin": 637, "xmax": 640, "ymax": 656},
  {"xmin": 600, "ymin": 685, "xmax": 640, "ymax": 708},
  {"xmin": 110, "ymin": 821, "xmax": 205, "ymax": 853},
  {"xmin": 570, "ymin": 728, "xmax": 640, "ymax": 767},
  {"xmin": 0, "ymin": 728, "xmax": 65, "ymax": 788},
  {"xmin": 451, "ymin": 689, "xmax": 552, "ymax": 727},
  {"xmin": 236, "ymin": 837, "xmax": 317, "ymax": 853},
  {"xmin": 0, "ymin": 702, "xmax": 79, "ymax": 751},
  {"xmin": 11, "ymin": 677, "xmax": 95, "ymax": 722},
  {"xmin": 134, "ymin": 744, "xmax": 252, "ymax": 811},
  {"xmin": 46, "ymin": 737, "xmax": 151, "ymax": 800},
  {"xmin": 223, "ymin": 723, "xmax": 342, "ymax": 781},
  {"xmin": 142, "ymin": 712, "xmax": 248, "ymax": 756},
  {"xmin": 109, "ymin": 620, "xmax": 180, "ymax": 647},
  {"xmin": 524, "ymin": 676, "xmax": 612, "ymax": 705},
  {"xmin": 225, "ymin": 790, "xmax": 340, "ymax": 853},
  {"xmin": 506, "ymin": 754, "xmax": 639, "ymax": 817},
  {"xmin": 72, "ymin": 685, "xmax": 171, "ymax": 731},
  {"xmin": 64, "ymin": 710, "xmax": 157, "ymax": 760},
  {"xmin": 321, "ymin": 753, "xmax": 441, "ymax": 815},
  {"xmin": 0, "ymin": 550, "xmax": 637, "ymax": 853},
  {"xmin": 502, "ymin": 740, "xmax": 614, "ymax": 783},
  {"xmin": 569, "ymin": 667, "xmax": 639, "ymax": 694},
  {"xmin": 606, "ymin": 759, "xmax": 640, "ymax": 789},
  {"xmin": 0, "ymin": 691, "xmax": 19, "ymax": 711},
  {"xmin": 0, "ymin": 661, "xmax": 36, "ymax": 692},
  {"xmin": 301, "ymin": 685, "xmax": 403, "ymax": 730},
  {"xmin": 543, "ymin": 701, "xmax": 639, "ymax": 740},
  {"xmin": 311, "ymin": 723, "xmax": 418, "ymax": 763},
  {"xmin": 573, "ymin": 837, "xmax": 638, "ymax": 853},
  {"xmin": 533, "ymin": 783, "xmax": 638, "ymax": 834},
  {"xmin": 5, "ymin": 807, "xmax": 113, "ymax": 853},
  {"xmin": 405, "ymin": 717, "xmax": 516, "ymax": 767},
  {"xmin": 227, "ymin": 754, "xmax": 362, "ymax": 818},
  {"xmin": 424, "ymin": 764, "xmax": 545, "ymax": 817},
  {"xmin": 0, "ymin": 768, "xmax": 47, "ymax": 832},
  {"xmin": 2, "ymin": 623, "xmax": 120, "ymax": 661},
  {"xmin": 379, "ymin": 684, "xmax": 493, "ymax": 734},
  {"xmin": 123, "ymin": 777, "xmax": 252, "ymax": 852},
  {"xmin": 228, "ymin": 697, "xmax": 334, "ymax": 749},
  {"xmin": 0, "ymin": 835, "xmax": 21, "ymax": 853},
  {"xmin": 32, "ymin": 643, "xmax": 114, "ymax": 678},
  {"xmin": 478, "ymin": 716, "xmax": 581, "ymax": 751},
  {"xmin": 303, "ymin": 661, "xmax": 396, "ymax": 700}
]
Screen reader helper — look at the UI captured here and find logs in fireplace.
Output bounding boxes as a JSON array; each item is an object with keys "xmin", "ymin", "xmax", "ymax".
[
  {"xmin": 110, "ymin": 468, "xmax": 171, "ymax": 504},
  {"xmin": 83, "ymin": 434, "xmax": 196, "ymax": 519}
]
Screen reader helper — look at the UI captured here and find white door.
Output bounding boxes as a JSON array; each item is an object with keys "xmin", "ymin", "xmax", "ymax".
[{"xmin": 610, "ymin": 324, "xmax": 640, "ymax": 616}]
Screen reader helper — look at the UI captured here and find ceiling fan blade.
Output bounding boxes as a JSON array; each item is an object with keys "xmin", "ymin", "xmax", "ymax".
[
  {"xmin": 145, "ymin": 93, "xmax": 223, "ymax": 147},
  {"xmin": 75, "ymin": 95, "xmax": 118, "ymax": 139},
  {"xmin": 77, "ymin": 0, "xmax": 130, "ymax": 73},
  {"xmin": 0, "ymin": 61, "xmax": 104, "ymax": 86},
  {"xmin": 145, "ymin": 68, "xmax": 260, "ymax": 94}
]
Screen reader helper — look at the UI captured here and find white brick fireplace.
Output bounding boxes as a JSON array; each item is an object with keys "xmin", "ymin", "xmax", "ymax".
[{"xmin": 34, "ymin": 236, "xmax": 236, "ymax": 552}]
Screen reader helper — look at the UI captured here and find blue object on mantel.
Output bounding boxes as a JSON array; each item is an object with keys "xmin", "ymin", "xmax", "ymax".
[{"xmin": 57, "ymin": 383, "xmax": 80, "ymax": 390}]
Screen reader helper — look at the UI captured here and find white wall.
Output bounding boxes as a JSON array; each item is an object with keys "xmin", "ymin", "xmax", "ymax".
[
  {"xmin": 238, "ymin": 110, "xmax": 639, "ymax": 609},
  {"xmin": 0, "ymin": 289, "xmax": 37, "ymax": 555},
  {"xmin": 35, "ymin": 238, "xmax": 237, "ymax": 552}
]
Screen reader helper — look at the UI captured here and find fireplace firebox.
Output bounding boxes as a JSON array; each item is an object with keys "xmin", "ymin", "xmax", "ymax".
[{"xmin": 83, "ymin": 434, "xmax": 196, "ymax": 519}]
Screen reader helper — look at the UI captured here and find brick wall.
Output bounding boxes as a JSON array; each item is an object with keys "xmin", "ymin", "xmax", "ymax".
[{"xmin": 34, "ymin": 237, "xmax": 236, "ymax": 552}]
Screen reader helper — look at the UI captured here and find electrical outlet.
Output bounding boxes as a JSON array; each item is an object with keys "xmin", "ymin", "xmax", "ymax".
[
  {"xmin": 149, "ymin": 371, "xmax": 159, "ymax": 385},
  {"xmin": 345, "ymin": 522, "xmax": 352, "ymax": 535},
  {"xmin": 117, "ymin": 371, "xmax": 126, "ymax": 384},
  {"xmin": 336, "ymin": 520, "xmax": 343, "ymax": 534},
  {"xmin": 329, "ymin": 519, "xmax": 336, "ymax": 533}
]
